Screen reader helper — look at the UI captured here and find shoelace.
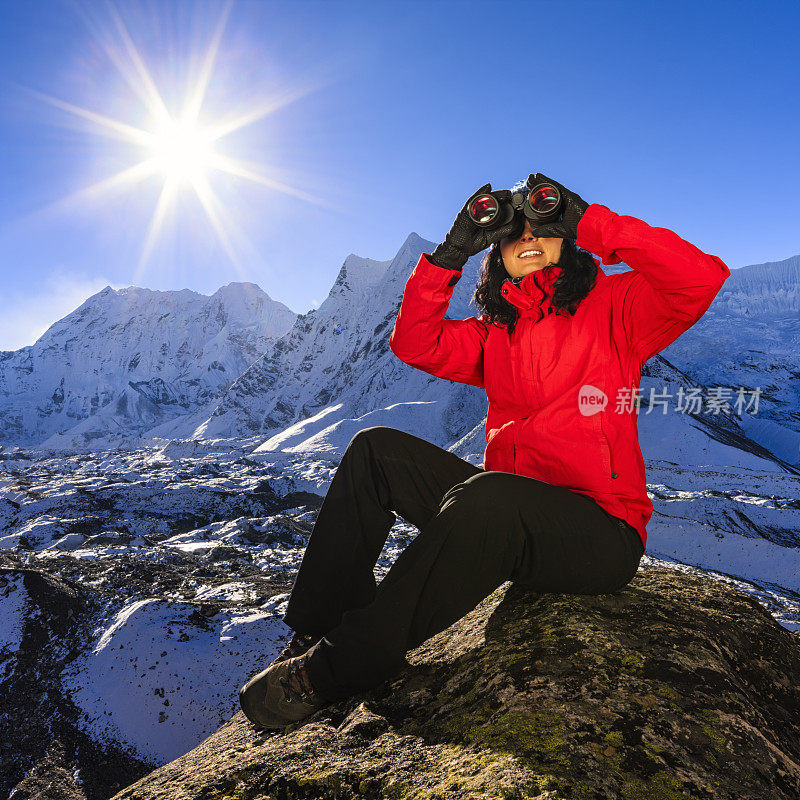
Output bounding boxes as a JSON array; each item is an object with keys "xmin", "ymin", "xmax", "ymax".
[
  {"xmin": 278, "ymin": 632, "xmax": 316, "ymax": 661},
  {"xmin": 279, "ymin": 654, "xmax": 318, "ymax": 704}
]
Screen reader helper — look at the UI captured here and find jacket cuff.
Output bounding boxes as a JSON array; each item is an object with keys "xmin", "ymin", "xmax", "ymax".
[
  {"xmin": 420, "ymin": 253, "xmax": 464, "ymax": 287},
  {"xmin": 575, "ymin": 204, "xmax": 624, "ymax": 265}
]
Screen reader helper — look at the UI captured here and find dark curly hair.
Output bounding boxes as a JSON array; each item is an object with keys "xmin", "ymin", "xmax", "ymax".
[{"xmin": 471, "ymin": 238, "xmax": 598, "ymax": 334}]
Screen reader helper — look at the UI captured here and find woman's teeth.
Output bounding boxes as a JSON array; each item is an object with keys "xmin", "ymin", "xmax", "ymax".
[{"xmin": 518, "ymin": 250, "xmax": 543, "ymax": 258}]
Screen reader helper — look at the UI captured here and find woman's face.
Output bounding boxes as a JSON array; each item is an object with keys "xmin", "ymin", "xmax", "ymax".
[{"xmin": 499, "ymin": 219, "xmax": 563, "ymax": 279}]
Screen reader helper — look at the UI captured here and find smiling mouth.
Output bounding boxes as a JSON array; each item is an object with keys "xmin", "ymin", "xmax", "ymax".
[{"xmin": 518, "ymin": 249, "xmax": 543, "ymax": 259}]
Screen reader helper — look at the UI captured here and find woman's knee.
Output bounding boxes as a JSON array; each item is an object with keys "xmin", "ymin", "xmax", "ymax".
[
  {"xmin": 441, "ymin": 471, "xmax": 528, "ymax": 508},
  {"xmin": 346, "ymin": 427, "xmax": 392, "ymax": 463},
  {"xmin": 349, "ymin": 426, "xmax": 402, "ymax": 454}
]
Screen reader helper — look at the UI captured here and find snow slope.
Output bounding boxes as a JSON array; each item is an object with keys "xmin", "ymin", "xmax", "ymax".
[{"xmin": 62, "ymin": 598, "xmax": 288, "ymax": 764}]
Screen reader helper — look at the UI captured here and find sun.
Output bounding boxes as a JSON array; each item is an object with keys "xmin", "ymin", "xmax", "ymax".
[
  {"xmin": 150, "ymin": 117, "xmax": 214, "ymax": 186},
  {"xmin": 29, "ymin": 1, "xmax": 329, "ymax": 281}
]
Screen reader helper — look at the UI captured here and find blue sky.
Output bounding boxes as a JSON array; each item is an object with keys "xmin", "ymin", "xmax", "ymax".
[{"xmin": 0, "ymin": 0, "xmax": 798, "ymax": 350}]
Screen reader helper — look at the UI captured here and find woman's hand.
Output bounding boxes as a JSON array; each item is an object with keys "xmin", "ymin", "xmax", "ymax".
[
  {"xmin": 430, "ymin": 183, "xmax": 523, "ymax": 270},
  {"xmin": 526, "ymin": 173, "xmax": 590, "ymax": 240}
]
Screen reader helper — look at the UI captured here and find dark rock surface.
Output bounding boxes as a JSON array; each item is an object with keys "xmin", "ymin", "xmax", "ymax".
[{"xmin": 110, "ymin": 565, "xmax": 800, "ymax": 800}]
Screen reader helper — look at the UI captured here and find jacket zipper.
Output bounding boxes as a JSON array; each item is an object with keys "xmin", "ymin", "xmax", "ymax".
[
  {"xmin": 512, "ymin": 429, "xmax": 517, "ymax": 472},
  {"xmin": 606, "ymin": 435, "xmax": 618, "ymax": 480},
  {"xmin": 596, "ymin": 413, "xmax": 618, "ymax": 480}
]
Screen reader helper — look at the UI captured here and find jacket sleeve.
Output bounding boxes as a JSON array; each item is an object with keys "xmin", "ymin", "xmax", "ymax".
[
  {"xmin": 576, "ymin": 203, "xmax": 731, "ymax": 364},
  {"xmin": 389, "ymin": 253, "xmax": 490, "ymax": 388}
]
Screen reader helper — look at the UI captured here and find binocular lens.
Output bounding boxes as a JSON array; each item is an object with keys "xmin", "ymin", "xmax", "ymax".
[
  {"xmin": 468, "ymin": 194, "xmax": 499, "ymax": 225},
  {"xmin": 530, "ymin": 185, "xmax": 560, "ymax": 214}
]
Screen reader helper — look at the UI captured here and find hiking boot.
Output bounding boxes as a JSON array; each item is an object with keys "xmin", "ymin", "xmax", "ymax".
[
  {"xmin": 237, "ymin": 631, "xmax": 319, "ymax": 728},
  {"xmin": 239, "ymin": 652, "xmax": 327, "ymax": 729},
  {"xmin": 272, "ymin": 631, "xmax": 318, "ymax": 666},
  {"xmin": 238, "ymin": 666, "xmax": 287, "ymax": 729}
]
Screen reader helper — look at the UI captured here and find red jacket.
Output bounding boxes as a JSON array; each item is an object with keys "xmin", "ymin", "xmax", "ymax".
[{"xmin": 389, "ymin": 203, "xmax": 731, "ymax": 551}]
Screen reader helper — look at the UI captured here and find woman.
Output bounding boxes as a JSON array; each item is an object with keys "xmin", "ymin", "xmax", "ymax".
[{"xmin": 239, "ymin": 172, "xmax": 730, "ymax": 729}]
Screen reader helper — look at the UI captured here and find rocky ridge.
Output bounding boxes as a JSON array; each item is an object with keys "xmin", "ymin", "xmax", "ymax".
[{"xmin": 112, "ymin": 565, "xmax": 800, "ymax": 800}]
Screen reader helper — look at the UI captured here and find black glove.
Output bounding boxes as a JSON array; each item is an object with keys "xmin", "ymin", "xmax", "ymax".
[
  {"xmin": 430, "ymin": 183, "xmax": 524, "ymax": 270},
  {"xmin": 526, "ymin": 173, "xmax": 590, "ymax": 240}
]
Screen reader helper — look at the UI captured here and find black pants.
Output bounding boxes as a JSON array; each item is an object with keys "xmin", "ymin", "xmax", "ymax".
[{"xmin": 283, "ymin": 426, "xmax": 644, "ymax": 701}]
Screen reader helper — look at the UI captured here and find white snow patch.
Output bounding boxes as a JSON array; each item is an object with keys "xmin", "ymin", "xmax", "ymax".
[
  {"xmin": 62, "ymin": 598, "xmax": 289, "ymax": 764},
  {"xmin": 193, "ymin": 582, "xmax": 256, "ymax": 602},
  {"xmin": 643, "ymin": 460, "xmax": 800, "ymax": 596},
  {"xmin": 647, "ymin": 515, "xmax": 800, "ymax": 596},
  {"xmin": 280, "ymin": 402, "xmax": 439, "ymax": 457},
  {"xmin": 739, "ymin": 413, "xmax": 800, "ymax": 467},
  {"xmin": 637, "ymin": 403, "xmax": 782, "ymax": 472},
  {"xmin": 6, "ymin": 514, "xmax": 67, "ymax": 550},
  {"xmin": 0, "ymin": 530, "xmax": 22, "ymax": 548},
  {"xmin": 253, "ymin": 403, "xmax": 345, "ymax": 453},
  {"xmin": 161, "ymin": 517, "xmax": 262, "ymax": 548},
  {"xmin": 0, "ymin": 478, "xmax": 27, "ymax": 505},
  {"xmin": 44, "ymin": 532, "xmax": 87, "ymax": 551}
]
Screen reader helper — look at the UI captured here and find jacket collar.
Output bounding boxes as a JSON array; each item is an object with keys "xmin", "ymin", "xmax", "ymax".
[
  {"xmin": 501, "ymin": 258, "xmax": 605, "ymax": 317},
  {"xmin": 502, "ymin": 264, "xmax": 563, "ymax": 315}
]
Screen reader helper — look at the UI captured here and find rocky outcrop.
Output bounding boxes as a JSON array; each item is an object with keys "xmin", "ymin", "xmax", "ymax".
[
  {"xmin": 0, "ymin": 566, "xmax": 152, "ymax": 800},
  {"xmin": 111, "ymin": 565, "xmax": 800, "ymax": 800}
]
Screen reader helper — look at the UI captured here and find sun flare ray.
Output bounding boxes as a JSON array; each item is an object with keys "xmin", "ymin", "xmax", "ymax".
[
  {"xmin": 208, "ymin": 154, "xmax": 333, "ymax": 207},
  {"xmin": 183, "ymin": 0, "xmax": 233, "ymax": 126},
  {"xmin": 19, "ymin": 160, "xmax": 162, "ymax": 225},
  {"xmin": 30, "ymin": 90, "xmax": 155, "ymax": 148},
  {"xmin": 136, "ymin": 178, "xmax": 179, "ymax": 282},
  {"xmin": 107, "ymin": 4, "xmax": 172, "ymax": 127},
  {"xmin": 191, "ymin": 173, "xmax": 244, "ymax": 274},
  {"xmin": 204, "ymin": 81, "xmax": 328, "ymax": 142}
]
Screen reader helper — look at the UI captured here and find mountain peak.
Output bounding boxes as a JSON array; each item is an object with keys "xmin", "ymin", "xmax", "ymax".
[
  {"xmin": 402, "ymin": 231, "xmax": 435, "ymax": 251},
  {"xmin": 331, "ymin": 252, "xmax": 392, "ymax": 293},
  {"xmin": 211, "ymin": 282, "xmax": 271, "ymax": 300}
]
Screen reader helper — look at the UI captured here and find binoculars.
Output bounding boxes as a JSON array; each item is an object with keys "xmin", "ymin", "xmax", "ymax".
[{"xmin": 467, "ymin": 178, "xmax": 562, "ymax": 230}]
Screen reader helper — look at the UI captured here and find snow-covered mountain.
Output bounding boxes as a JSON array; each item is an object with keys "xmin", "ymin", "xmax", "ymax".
[
  {"xmin": 190, "ymin": 233, "xmax": 488, "ymax": 452},
  {"xmin": 4, "ymin": 239, "xmax": 798, "ymax": 473},
  {"xmin": 714, "ymin": 255, "xmax": 800, "ymax": 316},
  {"xmin": 648, "ymin": 255, "xmax": 800, "ymax": 465},
  {"xmin": 0, "ymin": 282, "xmax": 296, "ymax": 449}
]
